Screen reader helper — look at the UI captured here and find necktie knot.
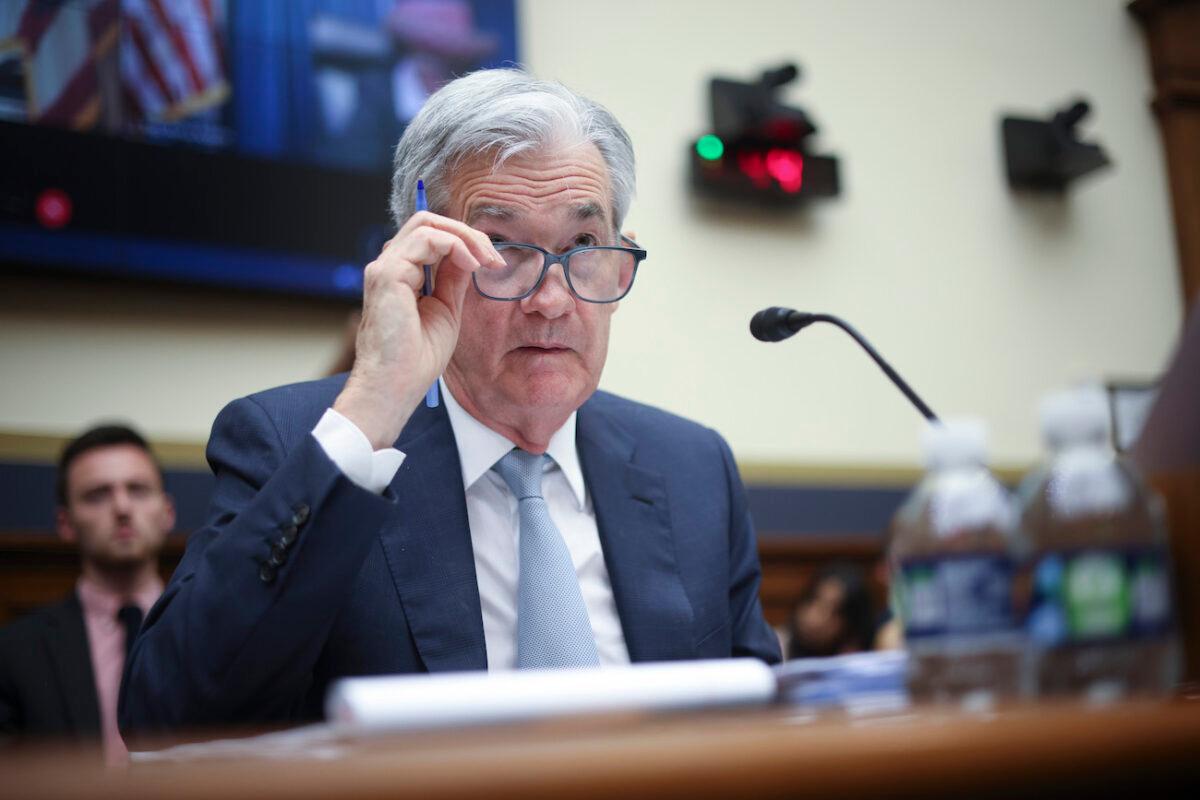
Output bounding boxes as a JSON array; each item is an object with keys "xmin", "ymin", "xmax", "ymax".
[{"xmin": 493, "ymin": 449, "xmax": 548, "ymax": 500}]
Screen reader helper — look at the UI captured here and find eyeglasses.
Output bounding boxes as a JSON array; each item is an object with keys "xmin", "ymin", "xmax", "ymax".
[{"xmin": 473, "ymin": 235, "xmax": 647, "ymax": 304}]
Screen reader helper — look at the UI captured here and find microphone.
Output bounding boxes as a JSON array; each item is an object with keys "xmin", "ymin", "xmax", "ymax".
[
  {"xmin": 749, "ymin": 306, "xmax": 818, "ymax": 341},
  {"xmin": 749, "ymin": 307, "xmax": 939, "ymax": 422}
]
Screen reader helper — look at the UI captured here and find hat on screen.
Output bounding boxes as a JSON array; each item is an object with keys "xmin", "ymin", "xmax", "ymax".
[{"xmin": 388, "ymin": 0, "xmax": 499, "ymax": 61}]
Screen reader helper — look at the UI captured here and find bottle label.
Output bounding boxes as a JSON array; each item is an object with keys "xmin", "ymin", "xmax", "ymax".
[
  {"xmin": 1027, "ymin": 546, "xmax": 1172, "ymax": 646},
  {"xmin": 896, "ymin": 555, "xmax": 1016, "ymax": 640}
]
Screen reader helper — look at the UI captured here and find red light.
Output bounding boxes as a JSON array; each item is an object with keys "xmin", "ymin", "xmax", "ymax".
[
  {"xmin": 765, "ymin": 149, "xmax": 804, "ymax": 193},
  {"xmin": 736, "ymin": 151, "xmax": 771, "ymax": 188},
  {"xmin": 35, "ymin": 188, "xmax": 73, "ymax": 229}
]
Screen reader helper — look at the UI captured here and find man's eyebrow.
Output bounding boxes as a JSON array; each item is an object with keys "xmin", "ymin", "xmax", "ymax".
[
  {"xmin": 571, "ymin": 201, "xmax": 607, "ymax": 222},
  {"xmin": 466, "ymin": 201, "xmax": 609, "ymax": 226},
  {"xmin": 466, "ymin": 205, "xmax": 517, "ymax": 225}
]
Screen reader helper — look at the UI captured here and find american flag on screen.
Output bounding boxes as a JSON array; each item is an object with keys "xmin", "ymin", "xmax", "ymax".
[
  {"xmin": 119, "ymin": 0, "xmax": 227, "ymax": 123},
  {"xmin": 0, "ymin": 0, "xmax": 226, "ymax": 129},
  {"xmin": 0, "ymin": 0, "xmax": 120, "ymax": 127}
]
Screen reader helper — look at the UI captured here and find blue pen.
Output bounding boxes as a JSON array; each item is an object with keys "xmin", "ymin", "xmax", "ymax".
[{"xmin": 416, "ymin": 179, "xmax": 440, "ymax": 408}]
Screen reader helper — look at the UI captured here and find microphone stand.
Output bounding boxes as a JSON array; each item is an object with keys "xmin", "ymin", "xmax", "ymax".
[
  {"xmin": 754, "ymin": 309, "xmax": 939, "ymax": 422},
  {"xmin": 807, "ymin": 314, "xmax": 938, "ymax": 422}
]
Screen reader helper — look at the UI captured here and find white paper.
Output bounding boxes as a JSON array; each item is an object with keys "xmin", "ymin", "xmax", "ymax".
[{"xmin": 325, "ymin": 658, "xmax": 777, "ymax": 732}]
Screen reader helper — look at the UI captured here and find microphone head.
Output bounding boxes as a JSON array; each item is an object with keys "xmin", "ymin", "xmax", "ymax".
[{"xmin": 750, "ymin": 306, "xmax": 802, "ymax": 342}]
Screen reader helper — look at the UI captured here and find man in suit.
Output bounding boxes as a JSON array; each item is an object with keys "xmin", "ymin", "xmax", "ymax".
[
  {"xmin": 121, "ymin": 69, "xmax": 780, "ymax": 733},
  {"xmin": 0, "ymin": 425, "xmax": 173, "ymax": 760}
]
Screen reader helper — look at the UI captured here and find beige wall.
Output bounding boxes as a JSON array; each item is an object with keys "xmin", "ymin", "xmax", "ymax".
[{"xmin": 0, "ymin": 0, "xmax": 1182, "ymax": 471}]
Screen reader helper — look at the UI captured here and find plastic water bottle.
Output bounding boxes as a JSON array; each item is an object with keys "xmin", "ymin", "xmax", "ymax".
[
  {"xmin": 889, "ymin": 419, "xmax": 1023, "ymax": 711},
  {"xmin": 1017, "ymin": 385, "xmax": 1179, "ymax": 703}
]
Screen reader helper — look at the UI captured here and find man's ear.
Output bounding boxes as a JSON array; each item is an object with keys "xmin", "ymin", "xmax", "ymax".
[
  {"xmin": 56, "ymin": 507, "xmax": 77, "ymax": 544},
  {"xmin": 622, "ymin": 229, "xmax": 637, "ymax": 243}
]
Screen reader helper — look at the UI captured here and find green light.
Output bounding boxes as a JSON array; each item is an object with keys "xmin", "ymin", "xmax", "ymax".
[{"xmin": 696, "ymin": 134, "xmax": 724, "ymax": 161}]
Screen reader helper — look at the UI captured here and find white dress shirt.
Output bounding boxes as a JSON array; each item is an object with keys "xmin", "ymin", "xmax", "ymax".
[{"xmin": 312, "ymin": 382, "xmax": 630, "ymax": 670}]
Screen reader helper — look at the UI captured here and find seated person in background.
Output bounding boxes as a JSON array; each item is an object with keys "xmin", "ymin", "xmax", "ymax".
[
  {"xmin": 781, "ymin": 563, "xmax": 878, "ymax": 660},
  {"xmin": 0, "ymin": 425, "xmax": 173, "ymax": 761},
  {"xmin": 122, "ymin": 68, "xmax": 779, "ymax": 734}
]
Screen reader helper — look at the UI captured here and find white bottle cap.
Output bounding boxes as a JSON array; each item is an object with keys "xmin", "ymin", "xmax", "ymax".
[
  {"xmin": 1039, "ymin": 383, "xmax": 1110, "ymax": 450},
  {"xmin": 921, "ymin": 417, "xmax": 988, "ymax": 470}
]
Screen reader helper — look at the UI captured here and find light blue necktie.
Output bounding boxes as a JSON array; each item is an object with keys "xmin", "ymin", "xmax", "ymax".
[{"xmin": 493, "ymin": 449, "xmax": 600, "ymax": 669}]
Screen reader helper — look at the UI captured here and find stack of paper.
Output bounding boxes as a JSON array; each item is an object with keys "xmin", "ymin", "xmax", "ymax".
[{"xmin": 326, "ymin": 658, "xmax": 777, "ymax": 732}]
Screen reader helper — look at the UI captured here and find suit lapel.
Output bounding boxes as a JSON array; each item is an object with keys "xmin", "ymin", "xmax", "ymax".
[
  {"xmin": 378, "ymin": 401, "xmax": 487, "ymax": 672},
  {"xmin": 578, "ymin": 399, "xmax": 695, "ymax": 662},
  {"xmin": 43, "ymin": 594, "xmax": 101, "ymax": 734}
]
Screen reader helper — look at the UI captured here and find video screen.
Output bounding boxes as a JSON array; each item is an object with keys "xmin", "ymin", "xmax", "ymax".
[{"xmin": 0, "ymin": 0, "xmax": 519, "ymax": 298}]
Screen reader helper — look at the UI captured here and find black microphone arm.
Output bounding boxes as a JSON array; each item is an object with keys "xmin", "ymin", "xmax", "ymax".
[{"xmin": 749, "ymin": 306, "xmax": 939, "ymax": 422}]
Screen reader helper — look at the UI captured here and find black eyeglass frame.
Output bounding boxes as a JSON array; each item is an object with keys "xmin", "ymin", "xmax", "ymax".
[{"xmin": 473, "ymin": 234, "xmax": 647, "ymax": 304}]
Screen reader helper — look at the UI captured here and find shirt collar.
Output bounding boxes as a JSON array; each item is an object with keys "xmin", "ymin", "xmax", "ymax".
[
  {"xmin": 441, "ymin": 379, "xmax": 587, "ymax": 511},
  {"xmin": 76, "ymin": 573, "xmax": 163, "ymax": 620}
]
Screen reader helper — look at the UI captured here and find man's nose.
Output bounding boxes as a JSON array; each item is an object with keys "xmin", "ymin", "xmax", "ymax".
[
  {"xmin": 520, "ymin": 262, "xmax": 575, "ymax": 318},
  {"xmin": 111, "ymin": 487, "xmax": 133, "ymax": 517}
]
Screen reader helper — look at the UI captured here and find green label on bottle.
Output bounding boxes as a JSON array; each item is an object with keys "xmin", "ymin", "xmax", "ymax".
[
  {"xmin": 1064, "ymin": 553, "xmax": 1130, "ymax": 637},
  {"xmin": 1028, "ymin": 547, "xmax": 1171, "ymax": 646}
]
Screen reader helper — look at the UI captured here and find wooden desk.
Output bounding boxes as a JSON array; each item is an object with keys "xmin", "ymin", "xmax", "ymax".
[{"xmin": 6, "ymin": 700, "xmax": 1199, "ymax": 799}]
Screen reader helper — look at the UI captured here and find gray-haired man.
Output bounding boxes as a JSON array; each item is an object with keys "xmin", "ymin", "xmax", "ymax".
[{"xmin": 121, "ymin": 69, "xmax": 779, "ymax": 732}]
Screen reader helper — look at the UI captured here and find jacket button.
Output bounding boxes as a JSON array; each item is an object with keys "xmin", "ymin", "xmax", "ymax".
[
  {"xmin": 278, "ymin": 524, "xmax": 298, "ymax": 547},
  {"xmin": 291, "ymin": 504, "xmax": 310, "ymax": 527},
  {"xmin": 259, "ymin": 563, "xmax": 276, "ymax": 584},
  {"xmin": 268, "ymin": 544, "xmax": 288, "ymax": 567}
]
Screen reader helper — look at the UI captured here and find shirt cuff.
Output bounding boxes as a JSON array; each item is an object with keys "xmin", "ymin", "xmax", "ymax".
[{"xmin": 311, "ymin": 408, "xmax": 405, "ymax": 494}]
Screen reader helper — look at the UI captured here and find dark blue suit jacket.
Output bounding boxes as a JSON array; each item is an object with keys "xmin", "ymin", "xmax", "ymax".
[{"xmin": 120, "ymin": 375, "xmax": 779, "ymax": 731}]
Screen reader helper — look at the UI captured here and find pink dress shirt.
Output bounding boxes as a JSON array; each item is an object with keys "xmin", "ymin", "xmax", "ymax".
[{"xmin": 76, "ymin": 575, "xmax": 163, "ymax": 764}]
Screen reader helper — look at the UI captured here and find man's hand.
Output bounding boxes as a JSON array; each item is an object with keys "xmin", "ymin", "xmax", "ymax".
[{"xmin": 333, "ymin": 212, "xmax": 503, "ymax": 450}]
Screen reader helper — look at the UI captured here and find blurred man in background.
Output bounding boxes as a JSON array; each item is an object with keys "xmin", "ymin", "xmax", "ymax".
[{"xmin": 0, "ymin": 425, "xmax": 173, "ymax": 762}]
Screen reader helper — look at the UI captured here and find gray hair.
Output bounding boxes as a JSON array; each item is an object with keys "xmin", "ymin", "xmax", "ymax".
[{"xmin": 389, "ymin": 69, "xmax": 636, "ymax": 231}]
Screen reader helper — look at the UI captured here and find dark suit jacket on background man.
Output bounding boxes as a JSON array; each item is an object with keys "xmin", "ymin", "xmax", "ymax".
[{"xmin": 0, "ymin": 595, "xmax": 101, "ymax": 740}]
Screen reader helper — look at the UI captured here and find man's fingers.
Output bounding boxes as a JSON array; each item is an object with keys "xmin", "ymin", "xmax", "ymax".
[
  {"xmin": 429, "ymin": 255, "xmax": 474, "ymax": 317},
  {"xmin": 396, "ymin": 210, "xmax": 504, "ymax": 268},
  {"xmin": 372, "ymin": 228, "xmax": 482, "ymax": 294},
  {"xmin": 358, "ymin": 212, "xmax": 500, "ymax": 368}
]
